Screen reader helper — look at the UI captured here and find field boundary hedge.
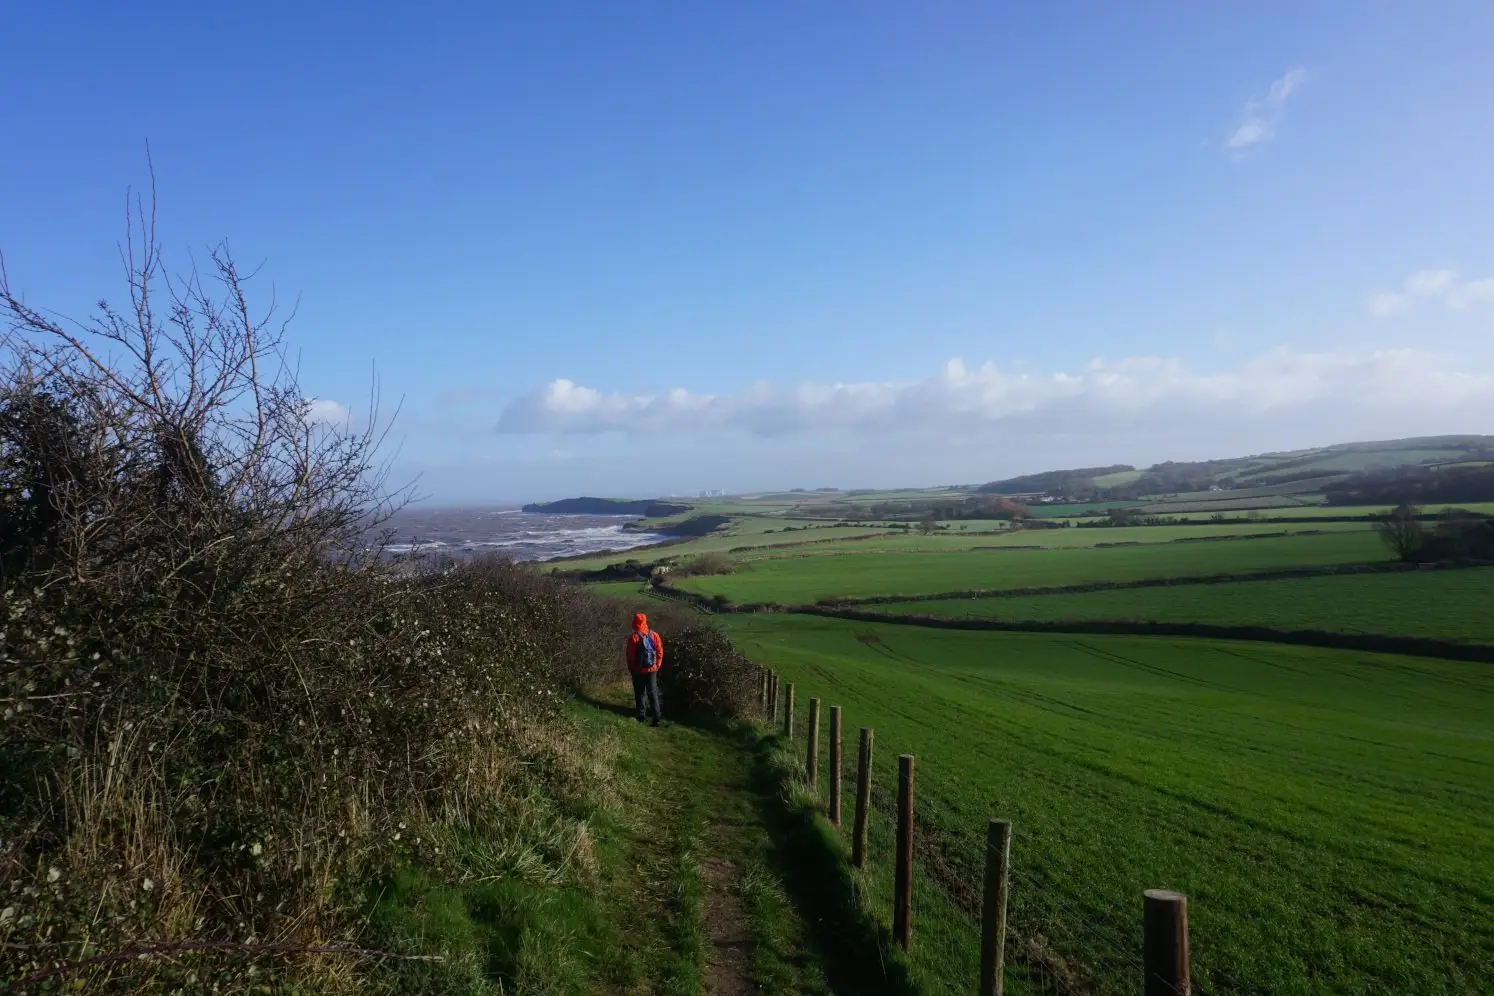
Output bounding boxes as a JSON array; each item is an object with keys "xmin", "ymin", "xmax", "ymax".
[{"xmin": 784, "ymin": 605, "xmax": 1494, "ymax": 663}]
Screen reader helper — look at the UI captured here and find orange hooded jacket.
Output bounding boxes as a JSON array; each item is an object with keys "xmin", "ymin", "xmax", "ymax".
[{"xmin": 626, "ymin": 613, "xmax": 664, "ymax": 675}]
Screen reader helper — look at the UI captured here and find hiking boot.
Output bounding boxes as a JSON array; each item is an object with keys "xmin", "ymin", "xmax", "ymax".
[{"xmin": 651, "ymin": 719, "xmax": 663, "ymax": 728}]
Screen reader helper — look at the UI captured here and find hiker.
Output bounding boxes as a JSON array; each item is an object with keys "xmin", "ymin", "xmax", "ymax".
[{"xmin": 627, "ymin": 612, "xmax": 665, "ymax": 726}]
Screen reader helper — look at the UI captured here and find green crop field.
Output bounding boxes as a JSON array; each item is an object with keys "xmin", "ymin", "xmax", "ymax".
[
  {"xmin": 675, "ymin": 530, "xmax": 1388, "ymax": 604},
  {"xmin": 584, "ymin": 580, "xmax": 653, "ymax": 601},
  {"xmin": 1089, "ymin": 469, "xmax": 1144, "ymax": 487},
  {"xmin": 876, "ymin": 566, "xmax": 1494, "ymax": 643},
  {"xmin": 730, "ymin": 521, "xmax": 1373, "ymax": 561},
  {"xmin": 1233, "ymin": 447, "xmax": 1473, "ymax": 479},
  {"xmin": 722, "ymin": 613, "xmax": 1494, "ymax": 994},
  {"xmin": 1137, "ymin": 495, "xmax": 1321, "ymax": 514}
]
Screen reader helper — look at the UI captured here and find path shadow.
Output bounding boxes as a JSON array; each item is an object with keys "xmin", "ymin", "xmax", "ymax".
[
  {"xmin": 579, "ymin": 688, "xmax": 736, "ymax": 733},
  {"xmin": 726, "ymin": 726, "xmax": 921, "ymax": 996},
  {"xmin": 577, "ymin": 692, "xmax": 638, "ymax": 719}
]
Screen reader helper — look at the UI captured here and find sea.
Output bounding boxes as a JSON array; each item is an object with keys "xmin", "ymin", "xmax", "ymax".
[{"xmin": 378, "ymin": 505, "xmax": 669, "ymax": 563}]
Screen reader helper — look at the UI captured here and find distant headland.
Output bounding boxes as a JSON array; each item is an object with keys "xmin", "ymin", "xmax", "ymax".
[{"xmin": 521, "ymin": 497, "xmax": 693, "ymax": 517}]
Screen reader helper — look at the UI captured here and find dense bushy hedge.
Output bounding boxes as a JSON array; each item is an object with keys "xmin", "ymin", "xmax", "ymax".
[
  {"xmin": 655, "ymin": 614, "xmax": 760, "ymax": 718},
  {"xmin": 0, "ymin": 553, "xmax": 639, "ymax": 989}
]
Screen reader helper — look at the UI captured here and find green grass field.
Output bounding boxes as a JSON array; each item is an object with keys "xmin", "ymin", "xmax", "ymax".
[
  {"xmin": 730, "ymin": 521, "xmax": 1372, "ymax": 561},
  {"xmin": 723, "ymin": 614, "xmax": 1494, "ymax": 994},
  {"xmin": 676, "ymin": 530, "xmax": 1389, "ymax": 604},
  {"xmin": 1137, "ymin": 495, "xmax": 1321, "ymax": 514},
  {"xmin": 1232, "ymin": 447, "xmax": 1473, "ymax": 480},
  {"xmin": 875, "ymin": 567, "xmax": 1494, "ymax": 643}
]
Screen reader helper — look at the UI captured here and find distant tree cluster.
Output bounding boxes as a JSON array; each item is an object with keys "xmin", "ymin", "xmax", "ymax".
[
  {"xmin": 804, "ymin": 495, "xmax": 1032, "ymax": 523},
  {"xmin": 1327, "ymin": 465, "xmax": 1494, "ymax": 507},
  {"xmin": 1375, "ymin": 505, "xmax": 1494, "ymax": 563},
  {"xmin": 672, "ymin": 551, "xmax": 735, "ymax": 576}
]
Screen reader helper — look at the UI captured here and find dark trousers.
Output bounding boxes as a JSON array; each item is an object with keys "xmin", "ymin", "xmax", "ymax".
[{"xmin": 632, "ymin": 670, "xmax": 663, "ymax": 722}]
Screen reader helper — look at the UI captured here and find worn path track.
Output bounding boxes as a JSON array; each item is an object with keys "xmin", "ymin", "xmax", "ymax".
[{"xmin": 582, "ymin": 689, "xmax": 844, "ymax": 995}]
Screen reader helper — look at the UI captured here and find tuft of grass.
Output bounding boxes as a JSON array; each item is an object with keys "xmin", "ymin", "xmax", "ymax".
[{"xmin": 739, "ymin": 860, "xmax": 799, "ymax": 991}]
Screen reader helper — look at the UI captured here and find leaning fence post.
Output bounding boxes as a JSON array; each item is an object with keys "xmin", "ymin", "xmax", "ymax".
[
  {"xmin": 893, "ymin": 753, "xmax": 915, "ymax": 950},
  {"xmin": 979, "ymin": 819, "xmax": 1013, "ymax": 996},
  {"xmin": 852, "ymin": 728, "xmax": 873, "ymax": 867},
  {"xmin": 806, "ymin": 698, "xmax": 821, "ymax": 787},
  {"xmin": 1143, "ymin": 890, "xmax": 1191, "ymax": 996},
  {"xmin": 828, "ymin": 706, "xmax": 842, "ymax": 825},
  {"xmin": 784, "ymin": 683, "xmax": 795, "ymax": 738}
]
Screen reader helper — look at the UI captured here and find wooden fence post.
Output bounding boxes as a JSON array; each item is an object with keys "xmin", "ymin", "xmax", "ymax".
[
  {"xmin": 1143, "ymin": 890, "xmax": 1190, "ymax": 996},
  {"xmin": 828, "ymin": 706, "xmax": 842, "ymax": 825},
  {"xmin": 893, "ymin": 753, "xmax": 915, "ymax": 950},
  {"xmin": 768, "ymin": 671, "xmax": 778, "ymax": 722},
  {"xmin": 760, "ymin": 668, "xmax": 769, "ymax": 713},
  {"xmin": 784, "ymin": 683, "xmax": 795, "ymax": 739},
  {"xmin": 979, "ymin": 819, "xmax": 1013, "ymax": 996},
  {"xmin": 852, "ymin": 728, "xmax": 873, "ymax": 868},
  {"xmin": 806, "ymin": 698, "xmax": 821, "ymax": 788}
]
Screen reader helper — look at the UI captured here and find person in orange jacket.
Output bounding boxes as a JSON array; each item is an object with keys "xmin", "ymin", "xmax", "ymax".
[{"xmin": 626, "ymin": 612, "xmax": 665, "ymax": 726}]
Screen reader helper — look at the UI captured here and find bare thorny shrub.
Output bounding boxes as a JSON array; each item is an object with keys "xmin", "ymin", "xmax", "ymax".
[{"xmin": 0, "ymin": 192, "xmax": 630, "ymax": 992}]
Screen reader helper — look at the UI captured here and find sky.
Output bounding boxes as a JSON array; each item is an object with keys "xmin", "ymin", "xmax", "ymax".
[{"xmin": 3, "ymin": 1, "xmax": 1493, "ymax": 502}]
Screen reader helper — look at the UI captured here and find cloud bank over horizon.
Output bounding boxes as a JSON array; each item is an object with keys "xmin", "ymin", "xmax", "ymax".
[{"xmin": 497, "ymin": 346, "xmax": 1494, "ymax": 446}]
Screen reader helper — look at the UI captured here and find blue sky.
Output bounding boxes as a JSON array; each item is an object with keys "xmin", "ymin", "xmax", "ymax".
[{"xmin": 4, "ymin": 2, "xmax": 1493, "ymax": 501}]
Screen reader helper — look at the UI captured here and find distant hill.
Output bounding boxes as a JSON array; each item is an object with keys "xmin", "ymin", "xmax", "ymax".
[
  {"xmin": 978, "ymin": 436, "xmax": 1494, "ymax": 500},
  {"xmin": 522, "ymin": 497, "xmax": 692, "ymax": 517}
]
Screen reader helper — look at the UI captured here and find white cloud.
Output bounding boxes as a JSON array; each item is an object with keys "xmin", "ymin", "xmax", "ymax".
[
  {"xmin": 1368, "ymin": 269, "xmax": 1494, "ymax": 317},
  {"xmin": 305, "ymin": 398, "xmax": 352, "ymax": 426},
  {"xmin": 1226, "ymin": 68, "xmax": 1307, "ymax": 151},
  {"xmin": 497, "ymin": 347, "xmax": 1494, "ymax": 440}
]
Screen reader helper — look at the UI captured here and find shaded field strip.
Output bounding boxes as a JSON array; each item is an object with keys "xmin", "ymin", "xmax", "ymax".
[
  {"xmin": 805, "ymin": 560, "xmax": 1483, "ymax": 608},
  {"xmin": 781, "ymin": 606, "xmax": 1494, "ymax": 665}
]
